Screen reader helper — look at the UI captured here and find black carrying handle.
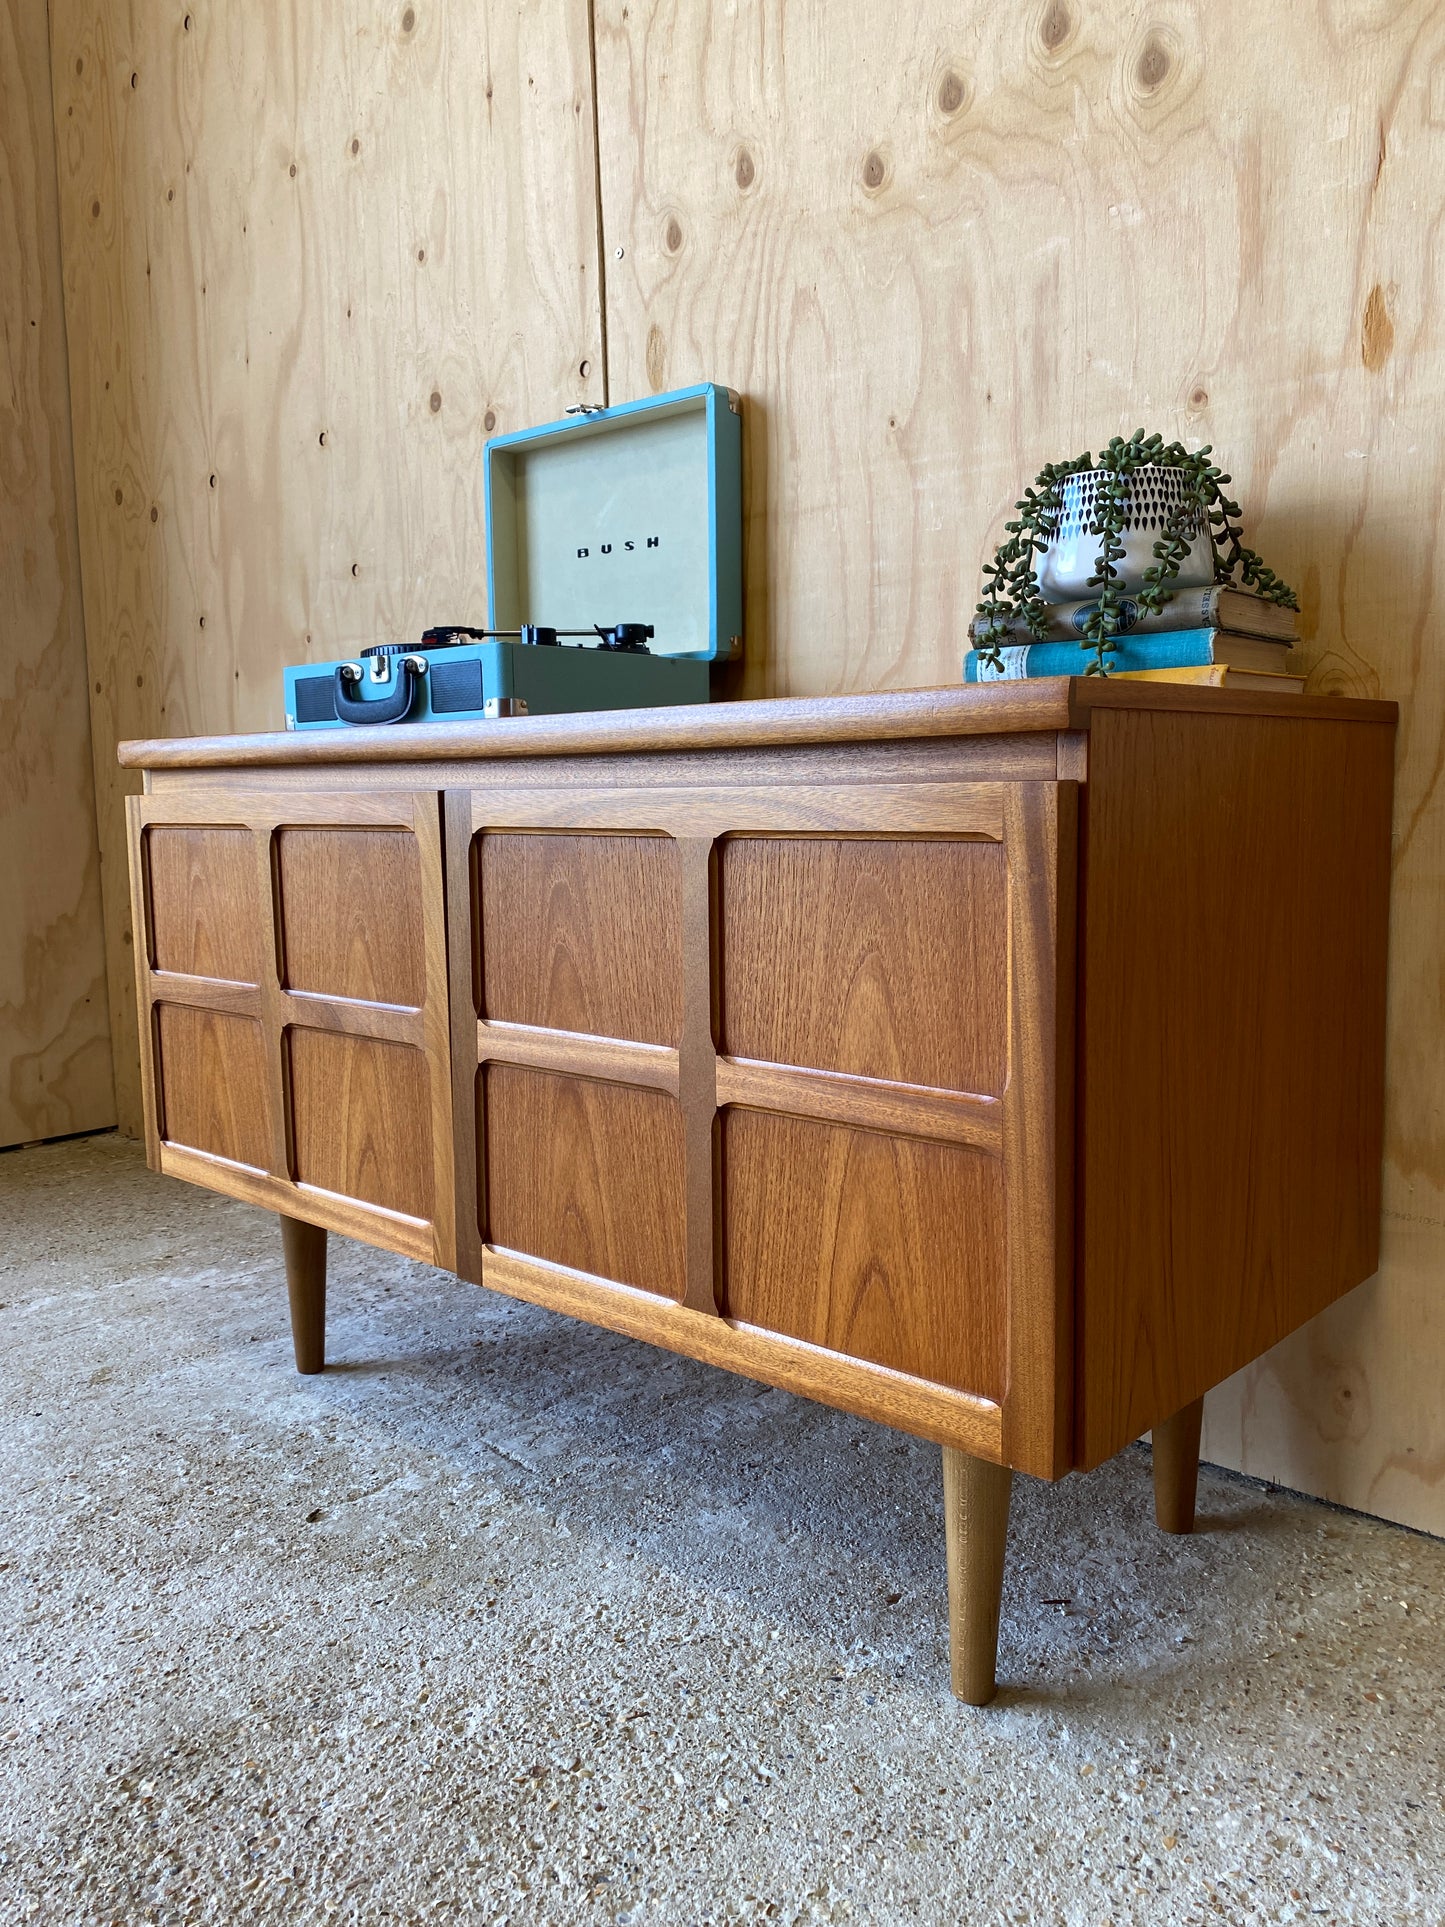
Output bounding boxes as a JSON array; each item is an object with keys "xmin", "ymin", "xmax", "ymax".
[{"xmin": 333, "ymin": 657, "xmax": 425, "ymax": 726}]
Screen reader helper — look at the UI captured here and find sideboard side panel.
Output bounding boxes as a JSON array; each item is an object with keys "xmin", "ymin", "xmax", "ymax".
[{"xmin": 1077, "ymin": 709, "xmax": 1395, "ymax": 1468}]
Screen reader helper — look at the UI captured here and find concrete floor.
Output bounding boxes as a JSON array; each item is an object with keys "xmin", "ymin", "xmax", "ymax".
[{"xmin": 2, "ymin": 1136, "xmax": 1443, "ymax": 1925}]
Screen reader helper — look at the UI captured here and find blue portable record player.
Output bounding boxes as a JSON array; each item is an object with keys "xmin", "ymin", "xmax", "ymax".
[{"xmin": 283, "ymin": 382, "xmax": 742, "ymax": 729}]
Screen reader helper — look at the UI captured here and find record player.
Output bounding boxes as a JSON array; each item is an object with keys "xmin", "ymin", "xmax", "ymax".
[{"xmin": 283, "ymin": 382, "xmax": 742, "ymax": 729}]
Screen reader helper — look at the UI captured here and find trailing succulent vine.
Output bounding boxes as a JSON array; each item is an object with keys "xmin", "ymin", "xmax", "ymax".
[{"xmin": 974, "ymin": 430, "xmax": 1299, "ymax": 675}]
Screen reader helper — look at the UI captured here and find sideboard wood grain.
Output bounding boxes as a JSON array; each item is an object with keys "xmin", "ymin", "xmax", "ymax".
[
  {"xmin": 119, "ymin": 680, "xmax": 1396, "ymax": 1703},
  {"xmin": 442, "ymin": 766, "xmax": 1069, "ymax": 1479},
  {"xmin": 1076, "ymin": 706, "xmax": 1395, "ymax": 1469},
  {"xmin": 126, "ymin": 787, "xmax": 455, "ymax": 1267}
]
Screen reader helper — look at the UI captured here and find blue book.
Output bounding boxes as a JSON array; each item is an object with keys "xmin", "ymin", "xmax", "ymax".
[{"xmin": 962, "ymin": 628, "xmax": 1289, "ymax": 682}]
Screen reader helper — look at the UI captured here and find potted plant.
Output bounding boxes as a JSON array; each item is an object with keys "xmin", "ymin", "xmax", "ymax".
[{"xmin": 974, "ymin": 430, "xmax": 1298, "ymax": 674}]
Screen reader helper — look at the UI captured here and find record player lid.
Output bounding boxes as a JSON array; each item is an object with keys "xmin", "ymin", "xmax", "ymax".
[{"xmin": 484, "ymin": 382, "xmax": 742, "ymax": 663}]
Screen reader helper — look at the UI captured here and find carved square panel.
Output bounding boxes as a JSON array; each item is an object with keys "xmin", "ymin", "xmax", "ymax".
[
  {"xmin": 719, "ymin": 836, "xmax": 1007, "ymax": 1095},
  {"xmin": 147, "ymin": 827, "xmax": 262, "ymax": 984},
  {"xmin": 722, "ymin": 1108, "xmax": 1006, "ymax": 1400},
  {"xmin": 155, "ymin": 1003, "xmax": 270, "ymax": 1170},
  {"xmin": 478, "ymin": 832, "xmax": 682, "ymax": 1043},
  {"xmin": 289, "ymin": 1028, "xmax": 434, "ymax": 1219},
  {"xmin": 482, "ymin": 1064, "xmax": 686, "ymax": 1296},
  {"xmin": 278, "ymin": 828, "xmax": 425, "ymax": 1006}
]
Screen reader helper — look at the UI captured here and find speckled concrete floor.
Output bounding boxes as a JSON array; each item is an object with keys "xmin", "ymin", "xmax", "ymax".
[{"xmin": 2, "ymin": 1135, "xmax": 1443, "ymax": 1926}]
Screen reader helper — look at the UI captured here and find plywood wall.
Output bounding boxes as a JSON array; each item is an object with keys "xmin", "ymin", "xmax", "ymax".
[
  {"xmin": 591, "ymin": 0, "xmax": 1445, "ymax": 1533},
  {"xmin": 47, "ymin": 0, "xmax": 1445, "ymax": 1530},
  {"xmin": 49, "ymin": 0, "xmax": 605, "ymax": 1135},
  {"xmin": 0, "ymin": 0, "xmax": 113, "ymax": 1147}
]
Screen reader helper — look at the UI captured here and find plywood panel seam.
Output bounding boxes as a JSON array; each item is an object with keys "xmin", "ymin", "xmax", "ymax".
[
  {"xmin": 2, "ymin": 0, "xmax": 113, "ymax": 1143},
  {"xmin": 52, "ymin": 0, "xmax": 606, "ymax": 1129},
  {"xmin": 584, "ymin": 0, "xmax": 610, "ymax": 406}
]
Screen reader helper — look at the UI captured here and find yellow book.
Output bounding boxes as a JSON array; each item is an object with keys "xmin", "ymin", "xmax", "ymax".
[{"xmin": 1111, "ymin": 664, "xmax": 1305, "ymax": 695}]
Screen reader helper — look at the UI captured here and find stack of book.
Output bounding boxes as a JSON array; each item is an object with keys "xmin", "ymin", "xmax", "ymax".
[{"xmin": 962, "ymin": 585, "xmax": 1302, "ymax": 692}]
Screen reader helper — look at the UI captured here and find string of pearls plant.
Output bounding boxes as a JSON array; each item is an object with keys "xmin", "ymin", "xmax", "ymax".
[{"xmin": 974, "ymin": 430, "xmax": 1299, "ymax": 675}]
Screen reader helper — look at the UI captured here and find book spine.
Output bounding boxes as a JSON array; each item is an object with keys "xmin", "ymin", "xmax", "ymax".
[
  {"xmin": 970, "ymin": 590, "xmax": 1227, "ymax": 645},
  {"xmin": 969, "ymin": 587, "xmax": 1295, "ymax": 645},
  {"xmin": 964, "ymin": 631, "xmax": 1222, "ymax": 682}
]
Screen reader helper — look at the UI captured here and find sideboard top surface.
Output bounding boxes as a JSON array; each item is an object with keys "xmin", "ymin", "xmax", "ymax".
[{"xmin": 118, "ymin": 677, "xmax": 1397, "ymax": 772}]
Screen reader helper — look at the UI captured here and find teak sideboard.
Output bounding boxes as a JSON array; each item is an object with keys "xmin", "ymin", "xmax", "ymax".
[{"xmin": 119, "ymin": 679, "xmax": 1395, "ymax": 1704}]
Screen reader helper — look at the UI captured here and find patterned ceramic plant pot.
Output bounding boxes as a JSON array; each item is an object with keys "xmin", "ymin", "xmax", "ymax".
[{"xmin": 1036, "ymin": 464, "xmax": 1216, "ymax": 602}]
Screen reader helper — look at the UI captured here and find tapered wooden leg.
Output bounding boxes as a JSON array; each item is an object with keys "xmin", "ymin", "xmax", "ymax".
[
  {"xmin": 280, "ymin": 1215, "xmax": 327, "ymax": 1374},
  {"xmin": 1152, "ymin": 1396, "xmax": 1204, "ymax": 1534},
  {"xmin": 942, "ymin": 1447, "xmax": 1013, "ymax": 1706}
]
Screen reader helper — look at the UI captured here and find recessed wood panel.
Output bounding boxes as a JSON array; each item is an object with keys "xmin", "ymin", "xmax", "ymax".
[
  {"xmin": 719, "ymin": 837, "xmax": 1007, "ymax": 1095},
  {"xmin": 155, "ymin": 1003, "xmax": 270, "ymax": 1170},
  {"xmin": 289, "ymin": 1029, "xmax": 434, "ymax": 1220},
  {"xmin": 722, "ymin": 1108, "xmax": 1005, "ymax": 1400},
  {"xmin": 278, "ymin": 828, "xmax": 425, "ymax": 1006},
  {"xmin": 483, "ymin": 1064, "xmax": 686, "ymax": 1296},
  {"xmin": 147, "ymin": 827, "xmax": 262, "ymax": 984},
  {"xmin": 479, "ymin": 832, "xmax": 682, "ymax": 1043}
]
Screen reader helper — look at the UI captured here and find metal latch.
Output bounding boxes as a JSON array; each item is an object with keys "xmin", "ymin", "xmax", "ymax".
[{"xmin": 483, "ymin": 697, "xmax": 529, "ymax": 719}]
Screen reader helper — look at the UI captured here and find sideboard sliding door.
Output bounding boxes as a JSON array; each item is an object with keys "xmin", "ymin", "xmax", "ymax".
[
  {"xmin": 126, "ymin": 789, "xmax": 455, "ymax": 1266},
  {"xmin": 445, "ymin": 779, "xmax": 1076, "ymax": 1478}
]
